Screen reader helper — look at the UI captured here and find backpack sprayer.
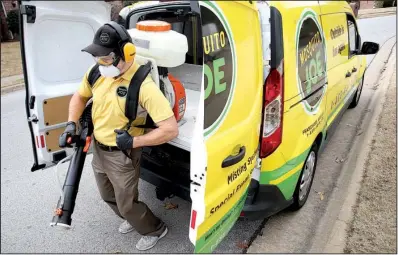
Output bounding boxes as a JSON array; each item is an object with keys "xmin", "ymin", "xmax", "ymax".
[{"xmin": 50, "ymin": 102, "xmax": 93, "ymax": 228}]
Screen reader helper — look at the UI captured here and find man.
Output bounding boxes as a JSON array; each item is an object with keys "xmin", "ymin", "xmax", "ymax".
[{"xmin": 59, "ymin": 22, "xmax": 178, "ymax": 251}]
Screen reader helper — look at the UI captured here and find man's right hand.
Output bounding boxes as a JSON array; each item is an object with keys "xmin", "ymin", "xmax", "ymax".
[{"xmin": 59, "ymin": 121, "xmax": 77, "ymax": 148}]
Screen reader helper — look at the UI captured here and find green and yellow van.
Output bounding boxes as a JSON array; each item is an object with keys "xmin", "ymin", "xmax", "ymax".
[{"xmin": 21, "ymin": 0, "xmax": 379, "ymax": 253}]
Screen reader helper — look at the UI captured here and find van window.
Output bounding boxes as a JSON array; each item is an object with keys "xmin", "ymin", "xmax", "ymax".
[{"xmin": 347, "ymin": 15, "xmax": 359, "ymax": 57}]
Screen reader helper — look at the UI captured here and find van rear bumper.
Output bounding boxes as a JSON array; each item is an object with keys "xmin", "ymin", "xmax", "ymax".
[
  {"xmin": 241, "ymin": 184, "xmax": 293, "ymax": 221},
  {"xmin": 140, "ymin": 161, "xmax": 292, "ymax": 221}
]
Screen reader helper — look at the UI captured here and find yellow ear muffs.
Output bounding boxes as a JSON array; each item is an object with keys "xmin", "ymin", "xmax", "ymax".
[{"xmin": 123, "ymin": 42, "xmax": 136, "ymax": 63}]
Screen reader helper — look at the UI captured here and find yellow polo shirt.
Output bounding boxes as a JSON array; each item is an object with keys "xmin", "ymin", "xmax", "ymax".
[{"xmin": 78, "ymin": 62, "xmax": 174, "ymax": 146}]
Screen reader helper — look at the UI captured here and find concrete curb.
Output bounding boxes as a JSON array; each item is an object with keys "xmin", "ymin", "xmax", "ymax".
[
  {"xmin": 308, "ymin": 38, "xmax": 397, "ymax": 253},
  {"xmin": 1, "ymin": 74, "xmax": 25, "ymax": 95},
  {"xmin": 358, "ymin": 7, "xmax": 397, "ymax": 19},
  {"xmin": 324, "ymin": 44, "xmax": 396, "ymax": 253},
  {"xmin": 358, "ymin": 11, "xmax": 396, "ymax": 19},
  {"xmin": 1, "ymin": 83, "xmax": 25, "ymax": 95}
]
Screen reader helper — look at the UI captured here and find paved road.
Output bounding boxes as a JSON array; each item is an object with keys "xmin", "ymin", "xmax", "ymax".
[
  {"xmin": 1, "ymin": 15, "xmax": 396, "ymax": 253},
  {"xmin": 358, "ymin": 15, "xmax": 396, "ymax": 66}
]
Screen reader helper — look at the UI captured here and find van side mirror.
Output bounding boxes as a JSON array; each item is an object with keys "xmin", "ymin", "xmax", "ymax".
[{"xmin": 360, "ymin": 42, "xmax": 379, "ymax": 55}]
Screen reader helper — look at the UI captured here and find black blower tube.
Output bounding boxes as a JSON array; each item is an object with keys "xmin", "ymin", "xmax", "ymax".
[{"xmin": 50, "ymin": 103, "xmax": 93, "ymax": 228}]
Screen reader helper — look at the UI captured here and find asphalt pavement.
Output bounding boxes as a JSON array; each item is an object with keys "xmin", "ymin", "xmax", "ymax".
[
  {"xmin": 359, "ymin": 15, "xmax": 396, "ymax": 66},
  {"xmin": 1, "ymin": 15, "xmax": 396, "ymax": 253}
]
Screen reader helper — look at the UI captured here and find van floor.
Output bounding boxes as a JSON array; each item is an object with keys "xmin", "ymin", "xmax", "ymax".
[{"xmin": 167, "ymin": 64, "xmax": 201, "ymax": 151}]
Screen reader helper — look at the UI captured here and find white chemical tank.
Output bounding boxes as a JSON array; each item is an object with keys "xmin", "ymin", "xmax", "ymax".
[{"xmin": 128, "ymin": 20, "xmax": 188, "ymax": 68}]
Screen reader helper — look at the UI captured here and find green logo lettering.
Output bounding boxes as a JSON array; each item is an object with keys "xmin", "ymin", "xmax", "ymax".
[
  {"xmin": 213, "ymin": 57, "xmax": 226, "ymax": 95},
  {"xmin": 204, "ymin": 64, "xmax": 213, "ymax": 100}
]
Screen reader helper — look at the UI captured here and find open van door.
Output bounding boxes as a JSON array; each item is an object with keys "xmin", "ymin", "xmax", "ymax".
[
  {"xmin": 20, "ymin": 1, "xmax": 111, "ymax": 171},
  {"xmin": 189, "ymin": 1, "xmax": 263, "ymax": 253}
]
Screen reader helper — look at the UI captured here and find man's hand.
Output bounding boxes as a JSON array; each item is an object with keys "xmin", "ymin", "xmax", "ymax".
[
  {"xmin": 59, "ymin": 121, "xmax": 77, "ymax": 148},
  {"xmin": 114, "ymin": 129, "xmax": 134, "ymax": 150}
]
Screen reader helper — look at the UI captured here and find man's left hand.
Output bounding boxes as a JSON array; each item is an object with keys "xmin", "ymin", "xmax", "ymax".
[{"xmin": 114, "ymin": 129, "xmax": 134, "ymax": 150}]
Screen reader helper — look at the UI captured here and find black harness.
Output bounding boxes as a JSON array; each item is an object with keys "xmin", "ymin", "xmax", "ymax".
[
  {"xmin": 87, "ymin": 62, "xmax": 157, "ymax": 158},
  {"xmin": 87, "ymin": 62, "xmax": 157, "ymax": 130}
]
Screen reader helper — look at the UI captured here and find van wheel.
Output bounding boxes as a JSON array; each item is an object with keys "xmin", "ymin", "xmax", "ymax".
[
  {"xmin": 348, "ymin": 76, "xmax": 364, "ymax": 109},
  {"xmin": 289, "ymin": 143, "xmax": 318, "ymax": 211}
]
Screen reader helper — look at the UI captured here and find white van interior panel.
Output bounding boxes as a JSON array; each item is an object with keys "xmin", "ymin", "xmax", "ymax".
[{"xmin": 167, "ymin": 63, "xmax": 202, "ymax": 151}]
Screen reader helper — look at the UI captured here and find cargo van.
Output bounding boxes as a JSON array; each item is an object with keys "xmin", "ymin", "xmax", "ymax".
[{"xmin": 21, "ymin": 0, "xmax": 379, "ymax": 253}]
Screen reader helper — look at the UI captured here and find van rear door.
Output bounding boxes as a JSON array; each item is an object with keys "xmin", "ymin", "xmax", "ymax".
[
  {"xmin": 189, "ymin": 1, "xmax": 263, "ymax": 253},
  {"xmin": 20, "ymin": 1, "xmax": 111, "ymax": 171}
]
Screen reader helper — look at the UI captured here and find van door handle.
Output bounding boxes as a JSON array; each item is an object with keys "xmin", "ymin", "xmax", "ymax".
[
  {"xmin": 346, "ymin": 71, "xmax": 351, "ymax": 78},
  {"xmin": 352, "ymin": 67, "xmax": 357, "ymax": 73},
  {"xmin": 222, "ymin": 146, "xmax": 246, "ymax": 168}
]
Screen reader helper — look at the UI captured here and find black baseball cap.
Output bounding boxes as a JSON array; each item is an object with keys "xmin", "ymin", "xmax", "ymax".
[{"xmin": 82, "ymin": 24, "xmax": 122, "ymax": 57}]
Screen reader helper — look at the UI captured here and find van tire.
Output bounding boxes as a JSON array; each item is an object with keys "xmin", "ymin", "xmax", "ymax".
[
  {"xmin": 289, "ymin": 143, "xmax": 319, "ymax": 211},
  {"xmin": 348, "ymin": 76, "xmax": 364, "ymax": 109}
]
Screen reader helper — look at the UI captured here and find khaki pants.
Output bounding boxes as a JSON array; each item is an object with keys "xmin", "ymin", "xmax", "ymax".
[{"xmin": 91, "ymin": 140, "xmax": 165, "ymax": 236}]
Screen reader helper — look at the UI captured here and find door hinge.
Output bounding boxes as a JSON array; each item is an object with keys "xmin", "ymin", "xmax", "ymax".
[
  {"xmin": 28, "ymin": 114, "xmax": 38, "ymax": 123},
  {"xmin": 21, "ymin": 5, "xmax": 36, "ymax": 24}
]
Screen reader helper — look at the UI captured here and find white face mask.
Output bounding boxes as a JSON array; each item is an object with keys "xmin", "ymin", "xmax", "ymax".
[{"xmin": 99, "ymin": 65, "xmax": 121, "ymax": 78}]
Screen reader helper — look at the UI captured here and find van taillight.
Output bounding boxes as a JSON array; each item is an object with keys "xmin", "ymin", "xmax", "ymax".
[{"xmin": 260, "ymin": 62, "xmax": 284, "ymax": 158}]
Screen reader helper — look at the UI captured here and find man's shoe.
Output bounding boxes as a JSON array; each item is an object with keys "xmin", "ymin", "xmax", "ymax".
[
  {"xmin": 135, "ymin": 227, "xmax": 168, "ymax": 251},
  {"xmin": 118, "ymin": 220, "xmax": 134, "ymax": 234}
]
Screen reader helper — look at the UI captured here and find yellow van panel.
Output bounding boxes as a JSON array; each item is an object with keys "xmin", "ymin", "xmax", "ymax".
[
  {"xmin": 260, "ymin": 2, "xmax": 328, "ymax": 198},
  {"xmin": 259, "ymin": 0, "xmax": 360, "ymax": 200},
  {"xmin": 318, "ymin": 1, "xmax": 354, "ymax": 16},
  {"xmin": 320, "ymin": 12, "xmax": 351, "ymax": 127},
  {"xmin": 271, "ymin": 1, "xmax": 322, "ymax": 103},
  {"xmin": 202, "ymin": 0, "xmax": 263, "ymax": 209},
  {"xmin": 194, "ymin": 1, "xmax": 263, "ymax": 253},
  {"xmin": 321, "ymin": 13, "xmax": 349, "ymax": 70}
]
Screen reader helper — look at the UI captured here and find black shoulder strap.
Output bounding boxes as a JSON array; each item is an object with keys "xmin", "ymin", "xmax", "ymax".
[
  {"xmin": 135, "ymin": 114, "xmax": 156, "ymax": 129},
  {"xmin": 125, "ymin": 62, "xmax": 152, "ymax": 129},
  {"xmin": 87, "ymin": 64, "xmax": 101, "ymax": 88}
]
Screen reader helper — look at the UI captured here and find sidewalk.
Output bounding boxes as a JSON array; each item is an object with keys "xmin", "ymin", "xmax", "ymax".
[
  {"xmin": 1, "ymin": 74, "xmax": 25, "ymax": 94},
  {"xmin": 323, "ymin": 45, "xmax": 397, "ymax": 253},
  {"xmin": 344, "ymin": 57, "xmax": 396, "ymax": 253},
  {"xmin": 358, "ymin": 7, "xmax": 397, "ymax": 19},
  {"xmin": 1, "ymin": 41, "xmax": 24, "ymax": 95}
]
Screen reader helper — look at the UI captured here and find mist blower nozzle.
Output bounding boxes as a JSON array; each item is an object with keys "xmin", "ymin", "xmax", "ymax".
[{"xmin": 50, "ymin": 102, "xmax": 93, "ymax": 228}]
